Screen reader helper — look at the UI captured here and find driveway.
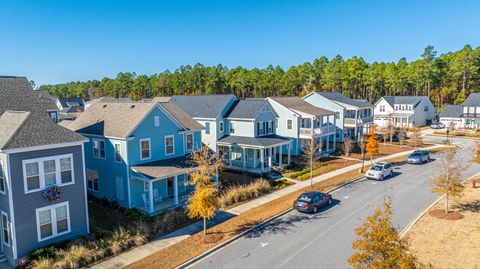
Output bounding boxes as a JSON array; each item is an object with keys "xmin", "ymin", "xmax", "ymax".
[{"xmin": 190, "ymin": 137, "xmax": 479, "ymax": 269}]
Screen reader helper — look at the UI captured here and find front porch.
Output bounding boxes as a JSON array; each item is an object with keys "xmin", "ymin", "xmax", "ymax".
[{"xmin": 217, "ymin": 135, "xmax": 292, "ymax": 174}]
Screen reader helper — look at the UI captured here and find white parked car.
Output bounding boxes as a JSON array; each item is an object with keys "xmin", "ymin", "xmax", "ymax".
[{"xmin": 366, "ymin": 162, "xmax": 394, "ymax": 181}]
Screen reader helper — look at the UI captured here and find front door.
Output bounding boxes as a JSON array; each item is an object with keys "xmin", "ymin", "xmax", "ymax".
[{"xmin": 167, "ymin": 177, "xmax": 174, "ymax": 198}]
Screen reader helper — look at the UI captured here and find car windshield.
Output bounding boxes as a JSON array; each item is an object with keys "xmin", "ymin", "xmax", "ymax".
[
  {"xmin": 409, "ymin": 152, "xmax": 420, "ymax": 157},
  {"xmin": 371, "ymin": 165, "xmax": 383, "ymax": 171},
  {"xmin": 297, "ymin": 194, "xmax": 313, "ymax": 202}
]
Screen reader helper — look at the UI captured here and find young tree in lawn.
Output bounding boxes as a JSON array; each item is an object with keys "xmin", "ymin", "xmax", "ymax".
[
  {"xmin": 432, "ymin": 149, "xmax": 465, "ymax": 214},
  {"xmin": 348, "ymin": 199, "xmax": 424, "ymax": 269},
  {"xmin": 410, "ymin": 127, "xmax": 423, "ymax": 148},
  {"xmin": 366, "ymin": 125, "xmax": 379, "ymax": 163},
  {"xmin": 387, "ymin": 114, "xmax": 395, "ymax": 144},
  {"xmin": 343, "ymin": 137, "xmax": 354, "ymax": 161},
  {"xmin": 471, "ymin": 141, "xmax": 480, "ymax": 163},
  {"xmin": 302, "ymin": 141, "xmax": 321, "ymax": 189},
  {"xmin": 187, "ymin": 146, "xmax": 224, "ymax": 235},
  {"xmin": 398, "ymin": 127, "xmax": 406, "ymax": 147}
]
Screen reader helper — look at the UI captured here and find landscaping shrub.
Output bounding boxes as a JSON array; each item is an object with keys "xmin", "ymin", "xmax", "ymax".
[
  {"xmin": 290, "ymin": 162, "xmax": 324, "ymax": 178},
  {"xmin": 296, "ymin": 164, "xmax": 336, "ymax": 181},
  {"xmin": 271, "ymin": 178, "xmax": 292, "ymax": 190},
  {"xmin": 433, "ymin": 130, "xmax": 480, "ymax": 137},
  {"xmin": 218, "ymin": 179, "xmax": 271, "ymax": 208}
]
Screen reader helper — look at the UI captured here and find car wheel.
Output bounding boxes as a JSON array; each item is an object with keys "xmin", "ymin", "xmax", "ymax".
[
  {"xmin": 380, "ymin": 175, "xmax": 384, "ymax": 181},
  {"xmin": 389, "ymin": 171, "xmax": 393, "ymax": 177},
  {"xmin": 313, "ymin": 206, "xmax": 318, "ymax": 213},
  {"xmin": 328, "ymin": 199, "xmax": 332, "ymax": 205}
]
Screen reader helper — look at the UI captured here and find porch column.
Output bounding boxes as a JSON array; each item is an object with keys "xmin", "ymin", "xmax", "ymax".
[
  {"xmin": 148, "ymin": 181, "xmax": 154, "ymax": 214},
  {"xmin": 273, "ymin": 146, "xmax": 277, "ymax": 161},
  {"xmin": 268, "ymin": 147, "xmax": 272, "ymax": 168},
  {"xmin": 287, "ymin": 142, "xmax": 291, "ymax": 165},
  {"xmin": 253, "ymin": 149, "xmax": 257, "ymax": 168},
  {"xmin": 279, "ymin": 145, "xmax": 283, "ymax": 167},
  {"xmin": 242, "ymin": 147, "xmax": 246, "ymax": 169},
  {"xmin": 260, "ymin": 148, "xmax": 265, "ymax": 172},
  {"xmin": 326, "ymin": 136, "xmax": 329, "ymax": 151},
  {"xmin": 228, "ymin": 145, "xmax": 232, "ymax": 165},
  {"xmin": 174, "ymin": 175, "xmax": 179, "ymax": 205}
]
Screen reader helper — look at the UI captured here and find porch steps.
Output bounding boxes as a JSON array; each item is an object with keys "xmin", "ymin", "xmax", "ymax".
[{"xmin": 0, "ymin": 254, "xmax": 6, "ymax": 263}]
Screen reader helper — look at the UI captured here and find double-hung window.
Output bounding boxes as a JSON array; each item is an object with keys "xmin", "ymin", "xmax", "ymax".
[
  {"xmin": 36, "ymin": 202, "xmax": 70, "ymax": 242},
  {"xmin": 140, "ymin": 139, "xmax": 151, "ymax": 160},
  {"xmin": 268, "ymin": 121, "xmax": 273, "ymax": 134},
  {"xmin": 275, "ymin": 118, "xmax": 279, "ymax": 128},
  {"xmin": 93, "ymin": 139, "xmax": 105, "ymax": 159},
  {"xmin": 0, "ymin": 163, "xmax": 6, "ymax": 194},
  {"xmin": 1, "ymin": 212, "xmax": 9, "ymax": 247},
  {"xmin": 258, "ymin": 121, "xmax": 264, "ymax": 135},
  {"xmin": 287, "ymin": 119, "xmax": 293, "ymax": 130},
  {"xmin": 114, "ymin": 143, "xmax": 122, "ymax": 163},
  {"xmin": 219, "ymin": 122, "xmax": 224, "ymax": 132},
  {"xmin": 87, "ymin": 170, "xmax": 99, "ymax": 191},
  {"xmin": 24, "ymin": 154, "xmax": 74, "ymax": 193},
  {"xmin": 165, "ymin": 136, "xmax": 174, "ymax": 155},
  {"xmin": 186, "ymin": 134, "xmax": 193, "ymax": 152}
]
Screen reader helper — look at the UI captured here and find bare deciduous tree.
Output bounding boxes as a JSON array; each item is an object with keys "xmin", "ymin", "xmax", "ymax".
[
  {"xmin": 302, "ymin": 142, "xmax": 321, "ymax": 189},
  {"xmin": 343, "ymin": 137, "xmax": 354, "ymax": 160},
  {"xmin": 410, "ymin": 127, "xmax": 423, "ymax": 148}
]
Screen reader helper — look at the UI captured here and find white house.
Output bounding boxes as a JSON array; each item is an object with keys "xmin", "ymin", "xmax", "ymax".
[
  {"xmin": 439, "ymin": 93, "xmax": 480, "ymax": 129},
  {"xmin": 374, "ymin": 96, "xmax": 436, "ymax": 128}
]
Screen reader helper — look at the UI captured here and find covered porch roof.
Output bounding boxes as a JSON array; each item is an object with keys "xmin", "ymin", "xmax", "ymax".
[
  {"xmin": 131, "ymin": 155, "xmax": 198, "ymax": 180},
  {"xmin": 391, "ymin": 112, "xmax": 414, "ymax": 118},
  {"xmin": 217, "ymin": 135, "xmax": 291, "ymax": 148}
]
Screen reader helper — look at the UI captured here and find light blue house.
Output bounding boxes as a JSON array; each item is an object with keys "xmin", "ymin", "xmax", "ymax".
[
  {"xmin": 68, "ymin": 100, "xmax": 207, "ymax": 215},
  {"xmin": 267, "ymin": 97, "xmax": 336, "ymax": 156},
  {"xmin": 303, "ymin": 92, "xmax": 374, "ymax": 142},
  {"xmin": 216, "ymin": 99, "xmax": 292, "ymax": 174},
  {"xmin": 0, "ymin": 76, "xmax": 89, "ymax": 266}
]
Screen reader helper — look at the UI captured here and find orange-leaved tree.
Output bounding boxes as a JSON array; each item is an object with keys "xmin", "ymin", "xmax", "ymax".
[
  {"xmin": 348, "ymin": 199, "xmax": 424, "ymax": 269},
  {"xmin": 366, "ymin": 124, "xmax": 379, "ymax": 162},
  {"xmin": 187, "ymin": 146, "xmax": 224, "ymax": 235}
]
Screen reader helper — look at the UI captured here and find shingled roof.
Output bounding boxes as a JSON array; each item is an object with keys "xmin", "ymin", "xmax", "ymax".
[
  {"xmin": 0, "ymin": 76, "xmax": 85, "ymax": 150},
  {"xmin": 170, "ymin": 94, "xmax": 236, "ymax": 118},
  {"xmin": 270, "ymin": 97, "xmax": 334, "ymax": 116},
  {"xmin": 382, "ymin": 96, "xmax": 425, "ymax": 108},
  {"xmin": 68, "ymin": 100, "xmax": 203, "ymax": 138},
  {"xmin": 462, "ymin": 93, "xmax": 480, "ymax": 106},
  {"xmin": 439, "ymin": 105, "xmax": 463, "ymax": 118},
  {"xmin": 225, "ymin": 98, "xmax": 278, "ymax": 119},
  {"xmin": 317, "ymin": 92, "xmax": 372, "ymax": 108}
]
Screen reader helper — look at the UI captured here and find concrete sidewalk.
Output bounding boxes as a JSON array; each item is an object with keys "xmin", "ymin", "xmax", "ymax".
[{"xmin": 91, "ymin": 144, "xmax": 443, "ymax": 269}]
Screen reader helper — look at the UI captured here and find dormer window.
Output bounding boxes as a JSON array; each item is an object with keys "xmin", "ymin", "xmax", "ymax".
[
  {"xmin": 219, "ymin": 122, "xmax": 224, "ymax": 132},
  {"xmin": 394, "ymin": 105, "xmax": 399, "ymax": 110}
]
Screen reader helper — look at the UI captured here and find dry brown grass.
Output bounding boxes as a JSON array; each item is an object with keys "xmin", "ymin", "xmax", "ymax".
[
  {"xmin": 126, "ymin": 148, "xmax": 446, "ymax": 269},
  {"xmin": 408, "ymin": 178, "xmax": 480, "ymax": 269}
]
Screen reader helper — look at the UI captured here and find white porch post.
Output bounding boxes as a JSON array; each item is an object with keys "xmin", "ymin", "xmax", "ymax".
[
  {"xmin": 287, "ymin": 142, "xmax": 291, "ymax": 165},
  {"xmin": 253, "ymin": 149, "xmax": 257, "ymax": 168},
  {"xmin": 279, "ymin": 145, "xmax": 283, "ymax": 167},
  {"xmin": 228, "ymin": 145, "xmax": 232, "ymax": 165},
  {"xmin": 273, "ymin": 146, "xmax": 277, "ymax": 161},
  {"xmin": 268, "ymin": 147, "xmax": 272, "ymax": 168},
  {"xmin": 148, "ymin": 181, "xmax": 154, "ymax": 214},
  {"xmin": 260, "ymin": 148, "xmax": 265, "ymax": 172},
  {"xmin": 174, "ymin": 175, "xmax": 179, "ymax": 205}
]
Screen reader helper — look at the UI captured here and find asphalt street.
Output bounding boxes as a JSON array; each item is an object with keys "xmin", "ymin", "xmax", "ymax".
[{"xmin": 190, "ymin": 137, "xmax": 479, "ymax": 269}]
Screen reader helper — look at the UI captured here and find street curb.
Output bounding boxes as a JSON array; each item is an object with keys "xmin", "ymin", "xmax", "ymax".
[
  {"xmin": 176, "ymin": 175, "xmax": 366, "ymax": 269},
  {"xmin": 399, "ymin": 171, "xmax": 480, "ymax": 238}
]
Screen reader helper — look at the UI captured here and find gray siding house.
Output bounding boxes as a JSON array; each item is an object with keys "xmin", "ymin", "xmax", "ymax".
[{"xmin": 0, "ymin": 76, "xmax": 89, "ymax": 266}]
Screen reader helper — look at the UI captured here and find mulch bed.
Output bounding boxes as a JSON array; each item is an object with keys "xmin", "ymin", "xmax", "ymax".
[{"xmin": 428, "ymin": 209, "xmax": 464, "ymax": 220}]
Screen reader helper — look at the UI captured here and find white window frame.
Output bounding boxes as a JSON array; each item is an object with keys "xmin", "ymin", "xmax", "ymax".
[
  {"xmin": 259, "ymin": 121, "xmax": 264, "ymax": 135},
  {"xmin": 87, "ymin": 169, "xmax": 99, "ymax": 192},
  {"xmin": 92, "ymin": 138, "xmax": 106, "ymax": 159},
  {"xmin": 22, "ymin": 154, "xmax": 75, "ymax": 194},
  {"xmin": 230, "ymin": 122, "xmax": 236, "ymax": 134},
  {"xmin": 205, "ymin": 122, "xmax": 210, "ymax": 135},
  {"xmin": 219, "ymin": 121, "xmax": 224, "ymax": 132},
  {"xmin": 287, "ymin": 119, "xmax": 293, "ymax": 130},
  {"xmin": 139, "ymin": 138, "xmax": 151, "ymax": 160},
  {"xmin": 154, "ymin": 116, "xmax": 160, "ymax": 127},
  {"xmin": 0, "ymin": 161, "xmax": 5, "ymax": 195},
  {"xmin": 35, "ymin": 201, "xmax": 71, "ymax": 242},
  {"xmin": 114, "ymin": 143, "xmax": 122, "ymax": 163},
  {"xmin": 186, "ymin": 133, "xmax": 193, "ymax": 152},
  {"xmin": 275, "ymin": 118, "xmax": 279, "ymax": 128},
  {"xmin": 1, "ymin": 211, "xmax": 9, "ymax": 247},
  {"xmin": 143, "ymin": 181, "xmax": 149, "ymax": 192},
  {"xmin": 268, "ymin": 121, "xmax": 273, "ymax": 134},
  {"xmin": 165, "ymin": 135, "xmax": 175, "ymax": 156}
]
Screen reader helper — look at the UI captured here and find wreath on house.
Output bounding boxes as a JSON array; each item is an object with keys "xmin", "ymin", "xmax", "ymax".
[{"xmin": 43, "ymin": 185, "xmax": 62, "ymax": 203}]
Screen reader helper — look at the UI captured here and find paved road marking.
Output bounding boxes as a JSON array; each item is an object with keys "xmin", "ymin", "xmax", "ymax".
[
  {"xmin": 260, "ymin": 242, "xmax": 268, "ymax": 248},
  {"xmin": 343, "ymin": 195, "xmax": 350, "ymax": 199}
]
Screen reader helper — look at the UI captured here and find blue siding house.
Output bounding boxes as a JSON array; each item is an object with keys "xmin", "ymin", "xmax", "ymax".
[
  {"xmin": 68, "ymin": 100, "xmax": 206, "ymax": 215},
  {"xmin": 0, "ymin": 76, "xmax": 89, "ymax": 266}
]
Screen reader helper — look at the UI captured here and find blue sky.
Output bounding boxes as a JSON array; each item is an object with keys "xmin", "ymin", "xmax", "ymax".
[{"xmin": 1, "ymin": 0, "xmax": 479, "ymax": 86}]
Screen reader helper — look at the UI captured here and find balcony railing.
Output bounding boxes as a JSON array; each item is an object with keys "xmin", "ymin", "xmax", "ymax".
[
  {"xmin": 299, "ymin": 126, "xmax": 335, "ymax": 137},
  {"xmin": 344, "ymin": 116, "xmax": 374, "ymax": 125}
]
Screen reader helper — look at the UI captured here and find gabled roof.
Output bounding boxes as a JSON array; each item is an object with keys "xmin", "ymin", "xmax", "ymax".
[
  {"xmin": 316, "ymin": 92, "xmax": 372, "ymax": 108},
  {"xmin": 170, "ymin": 94, "xmax": 236, "ymax": 119},
  {"xmin": 381, "ymin": 96, "xmax": 425, "ymax": 108},
  {"xmin": 462, "ymin": 93, "xmax": 480, "ymax": 106},
  {"xmin": 439, "ymin": 105, "xmax": 463, "ymax": 118},
  {"xmin": 0, "ymin": 76, "xmax": 85, "ymax": 150},
  {"xmin": 68, "ymin": 101, "xmax": 203, "ymax": 138},
  {"xmin": 270, "ymin": 97, "xmax": 334, "ymax": 116},
  {"xmin": 58, "ymin": 97, "xmax": 85, "ymax": 108},
  {"xmin": 225, "ymin": 98, "xmax": 278, "ymax": 119}
]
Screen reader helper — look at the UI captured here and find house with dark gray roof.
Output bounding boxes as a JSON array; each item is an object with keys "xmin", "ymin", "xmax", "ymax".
[
  {"xmin": 439, "ymin": 93, "xmax": 480, "ymax": 129},
  {"xmin": 170, "ymin": 94, "xmax": 237, "ymax": 151},
  {"xmin": 0, "ymin": 76, "xmax": 89, "ymax": 266},
  {"xmin": 56, "ymin": 97, "xmax": 85, "ymax": 120},
  {"xmin": 303, "ymin": 92, "xmax": 374, "ymax": 142},
  {"xmin": 216, "ymin": 98, "xmax": 292, "ymax": 174},
  {"xmin": 68, "ymin": 99, "xmax": 206, "ymax": 215},
  {"xmin": 267, "ymin": 97, "xmax": 336, "ymax": 156},
  {"xmin": 373, "ymin": 96, "xmax": 436, "ymax": 128}
]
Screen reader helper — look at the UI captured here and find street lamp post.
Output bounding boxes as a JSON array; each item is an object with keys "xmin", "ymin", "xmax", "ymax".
[
  {"xmin": 446, "ymin": 129, "xmax": 450, "ymax": 146},
  {"xmin": 360, "ymin": 136, "xmax": 367, "ymax": 173}
]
